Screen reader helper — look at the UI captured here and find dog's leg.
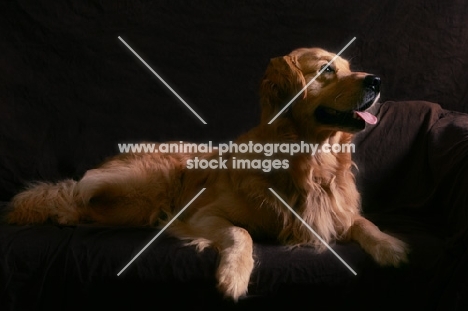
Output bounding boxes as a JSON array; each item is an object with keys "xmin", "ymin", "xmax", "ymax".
[
  {"xmin": 172, "ymin": 214, "xmax": 254, "ymax": 301},
  {"xmin": 216, "ymin": 225, "xmax": 254, "ymax": 301},
  {"xmin": 348, "ymin": 216, "xmax": 409, "ymax": 267},
  {"xmin": 75, "ymin": 164, "xmax": 176, "ymax": 226}
]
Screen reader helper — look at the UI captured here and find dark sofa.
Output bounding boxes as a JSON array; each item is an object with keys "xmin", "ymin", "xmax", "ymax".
[{"xmin": 1, "ymin": 1, "xmax": 467, "ymax": 310}]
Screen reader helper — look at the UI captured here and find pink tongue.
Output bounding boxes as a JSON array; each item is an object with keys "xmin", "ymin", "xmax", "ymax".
[{"xmin": 355, "ymin": 111, "xmax": 378, "ymax": 124}]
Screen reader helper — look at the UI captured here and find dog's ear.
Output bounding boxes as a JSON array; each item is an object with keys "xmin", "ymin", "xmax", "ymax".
[{"xmin": 260, "ymin": 56, "xmax": 306, "ymax": 123}]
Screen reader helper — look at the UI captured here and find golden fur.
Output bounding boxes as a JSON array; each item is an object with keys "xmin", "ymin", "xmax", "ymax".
[{"xmin": 7, "ymin": 47, "xmax": 409, "ymax": 301}]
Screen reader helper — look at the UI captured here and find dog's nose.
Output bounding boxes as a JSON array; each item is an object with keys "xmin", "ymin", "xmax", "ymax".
[{"xmin": 363, "ymin": 75, "xmax": 381, "ymax": 93}]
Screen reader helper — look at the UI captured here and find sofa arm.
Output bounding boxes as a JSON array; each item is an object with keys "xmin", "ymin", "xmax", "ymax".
[
  {"xmin": 428, "ymin": 110, "xmax": 468, "ymax": 236},
  {"xmin": 352, "ymin": 101, "xmax": 444, "ymax": 214}
]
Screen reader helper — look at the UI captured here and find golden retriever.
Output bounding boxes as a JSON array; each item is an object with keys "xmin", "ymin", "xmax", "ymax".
[{"xmin": 7, "ymin": 47, "xmax": 409, "ymax": 301}]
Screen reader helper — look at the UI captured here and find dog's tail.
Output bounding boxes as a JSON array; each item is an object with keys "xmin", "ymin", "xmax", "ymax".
[
  {"xmin": 7, "ymin": 179, "xmax": 81, "ymax": 225},
  {"xmin": 7, "ymin": 154, "xmax": 185, "ymax": 226}
]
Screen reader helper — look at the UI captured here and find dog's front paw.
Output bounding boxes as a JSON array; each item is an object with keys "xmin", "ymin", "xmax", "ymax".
[
  {"xmin": 216, "ymin": 252, "xmax": 254, "ymax": 301},
  {"xmin": 371, "ymin": 234, "xmax": 409, "ymax": 267}
]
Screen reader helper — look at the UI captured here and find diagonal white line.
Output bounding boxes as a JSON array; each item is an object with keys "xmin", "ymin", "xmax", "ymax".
[
  {"xmin": 268, "ymin": 37, "xmax": 357, "ymax": 124},
  {"xmin": 268, "ymin": 188, "xmax": 357, "ymax": 275},
  {"xmin": 117, "ymin": 187, "xmax": 206, "ymax": 276},
  {"xmin": 118, "ymin": 36, "xmax": 207, "ymax": 124}
]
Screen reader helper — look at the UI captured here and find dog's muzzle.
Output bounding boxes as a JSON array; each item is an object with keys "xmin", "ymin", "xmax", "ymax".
[{"xmin": 314, "ymin": 74, "xmax": 381, "ymax": 131}]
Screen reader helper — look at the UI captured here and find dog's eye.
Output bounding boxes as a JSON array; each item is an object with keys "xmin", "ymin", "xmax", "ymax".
[{"xmin": 320, "ymin": 64, "xmax": 335, "ymax": 73}]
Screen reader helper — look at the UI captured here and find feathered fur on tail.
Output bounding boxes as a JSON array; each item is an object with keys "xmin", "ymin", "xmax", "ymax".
[
  {"xmin": 7, "ymin": 153, "xmax": 189, "ymax": 227},
  {"xmin": 7, "ymin": 180, "xmax": 80, "ymax": 225}
]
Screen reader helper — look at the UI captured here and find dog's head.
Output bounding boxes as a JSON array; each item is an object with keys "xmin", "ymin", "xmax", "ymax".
[{"xmin": 260, "ymin": 47, "xmax": 380, "ymax": 136}]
